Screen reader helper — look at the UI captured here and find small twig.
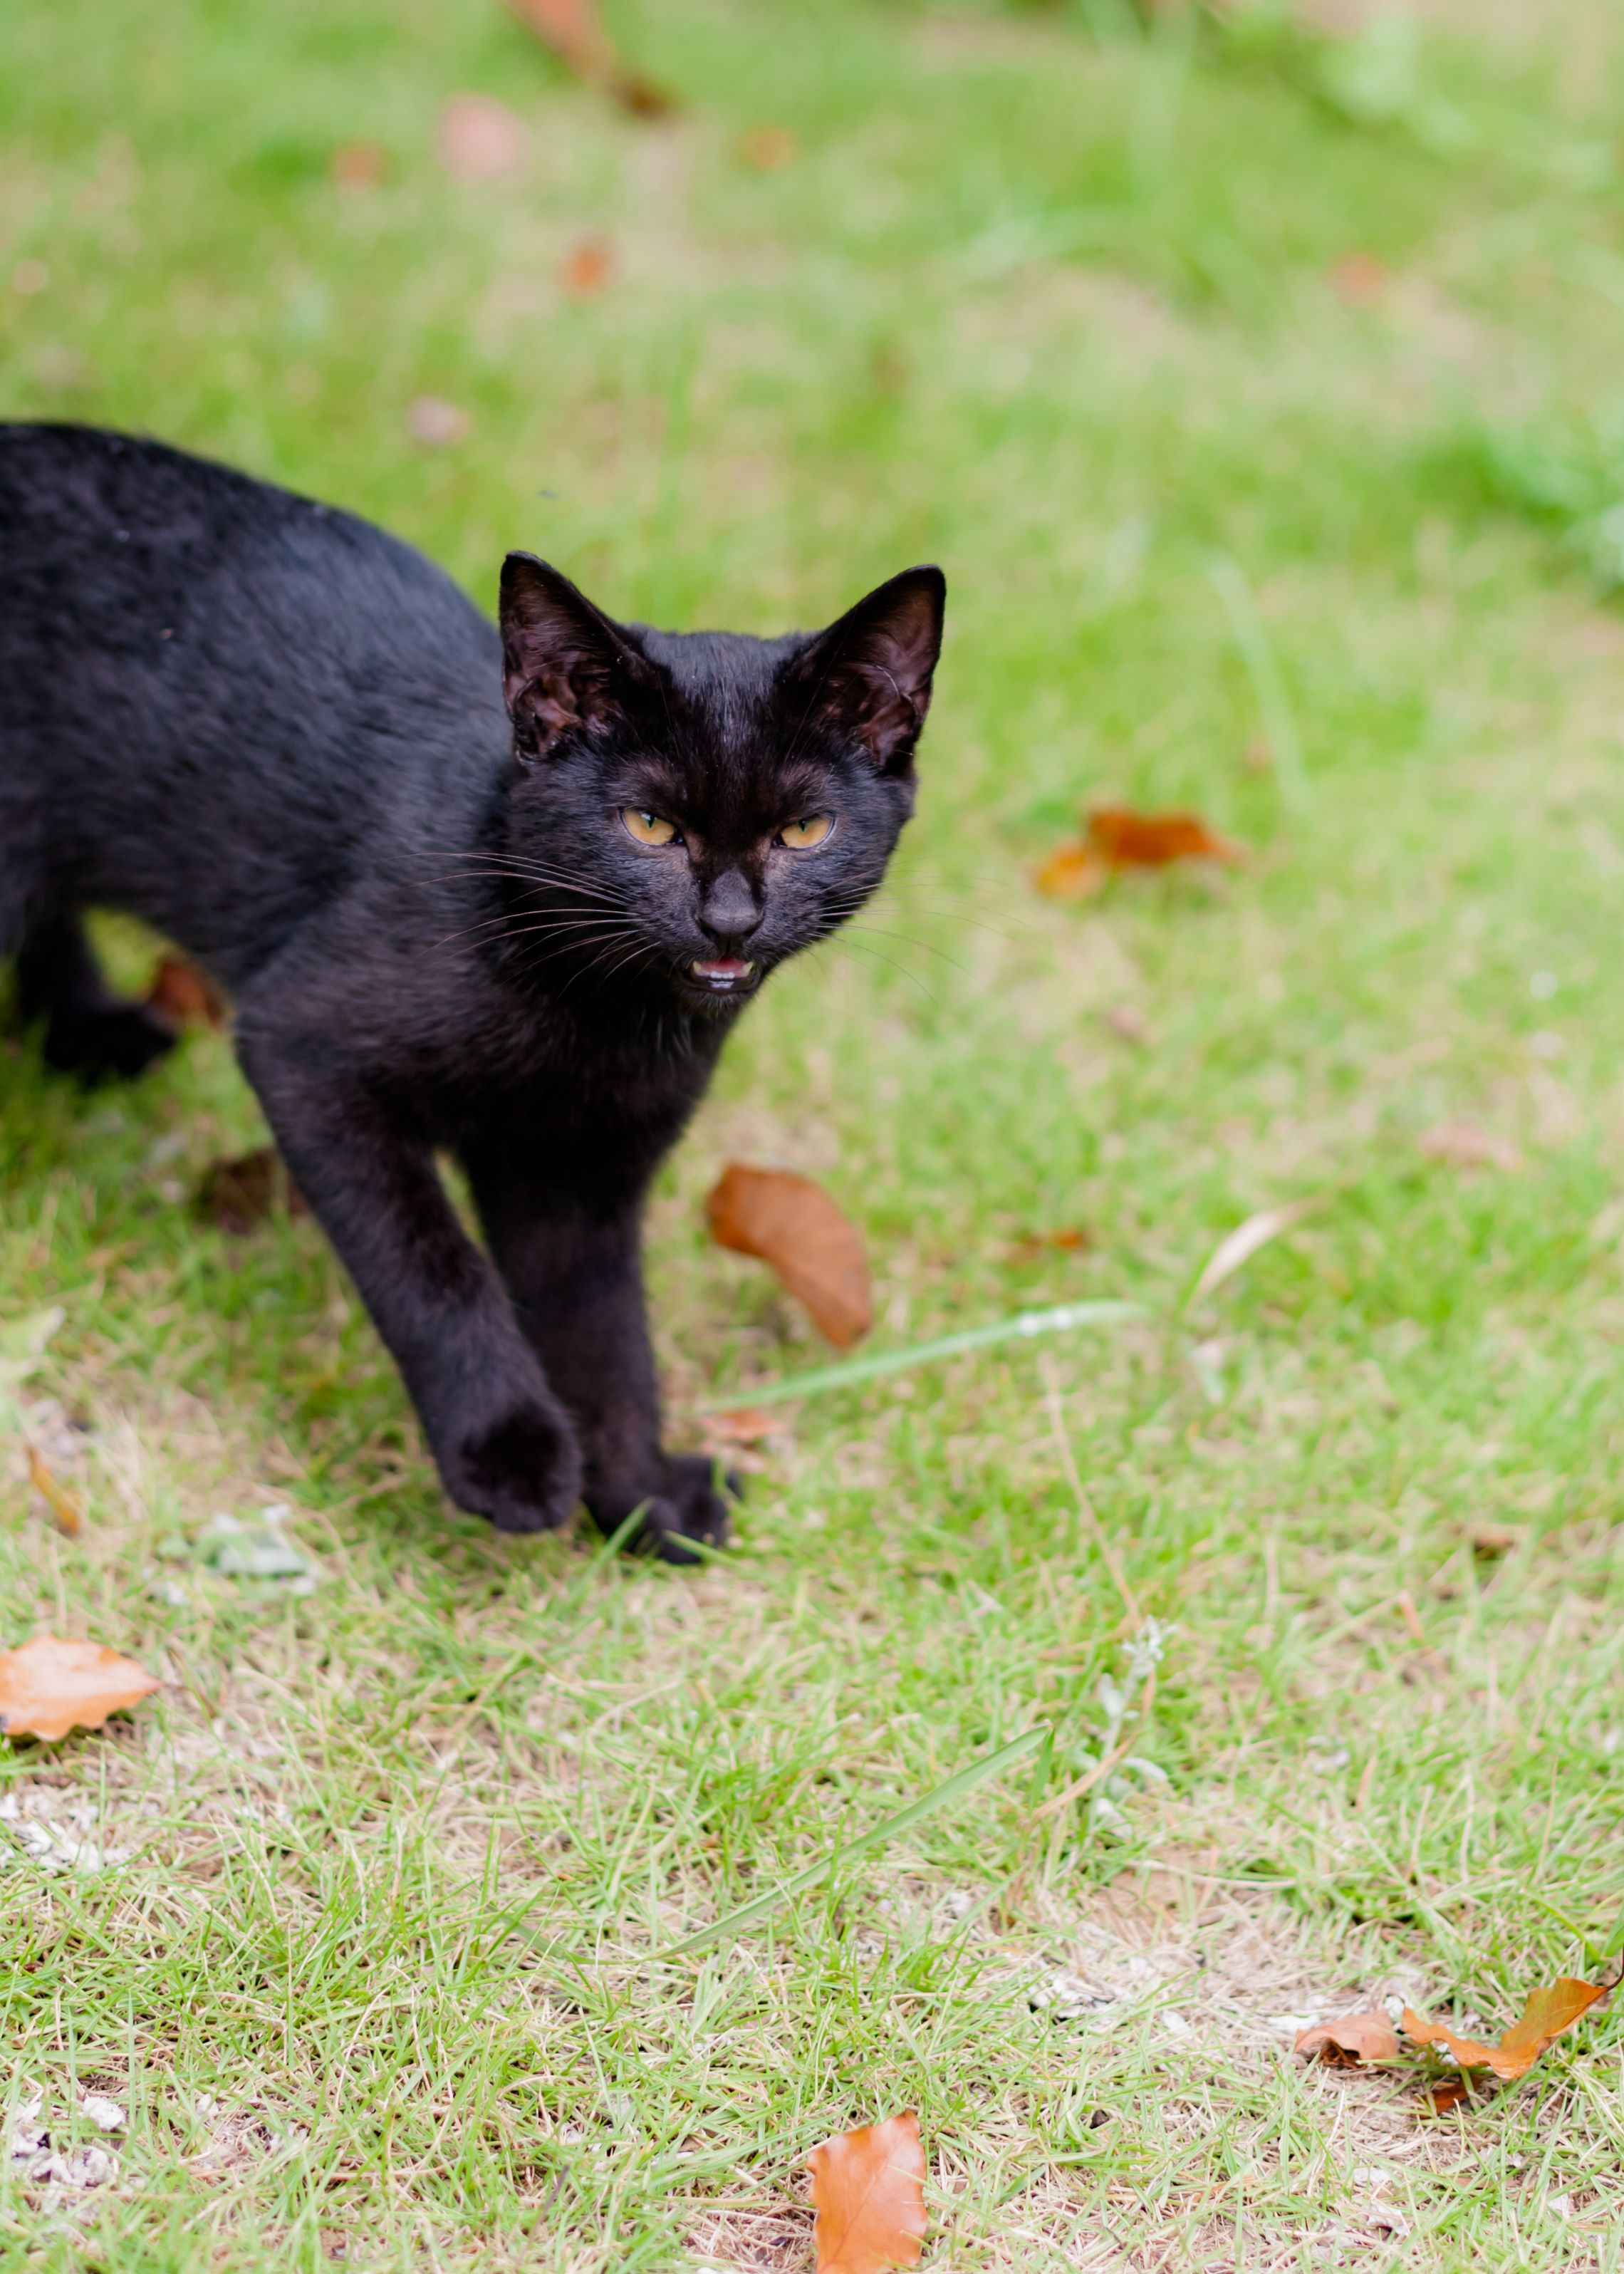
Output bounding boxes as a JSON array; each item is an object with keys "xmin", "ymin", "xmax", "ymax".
[{"xmin": 1039, "ymin": 1356, "xmax": 1142, "ymax": 1625}]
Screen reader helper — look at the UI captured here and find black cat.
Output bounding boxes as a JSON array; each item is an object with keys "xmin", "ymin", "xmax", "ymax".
[{"xmin": 0, "ymin": 425, "xmax": 944, "ymax": 1559}]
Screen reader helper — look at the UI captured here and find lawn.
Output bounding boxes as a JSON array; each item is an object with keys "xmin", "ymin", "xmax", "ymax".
[{"xmin": 3, "ymin": 0, "xmax": 1624, "ymax": 2265}]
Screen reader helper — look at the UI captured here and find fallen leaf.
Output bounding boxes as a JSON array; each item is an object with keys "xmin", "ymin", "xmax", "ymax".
[
  {"xmin": 437, "ymin": 92, "xmax": 527, "ymax": 180},
  {"xmin": 1420, "ymin": 1121, "xmax": 1522, "ymax": 1173},
  {"xmin": 1296, "ymin": 2010, "xmax": 1400, "ymax": 2065},
  {"xmin": 145, "ymin": 955, "xmax": 227, "ymax": 1029},
  {"xmin": 1086, "ymin": 805, "xmax": 1247, "ymax": 869},
  {"xmin": 1034, "ymin": 843, "xmax": 1108, "ymax": 899},
  {"xmin": 407, "ymin": 395, "xmax": 471, "ymax": 449},
  {"xmin": 561, "ymin": 236, "xmax": 613, "ymax": 298},
  {"xmin": 331, "ymin": 141, "xmax": 385, "ymax": 190},
  {"xmin": 706, "ymin": 1165, "xmax": 872, "ymax": 1349},
  {"xmin": 1011, "ymin": 1226, "xmax": 1090, "ymax": 1259},
  {"xmin": 1421, "ymin": 2078, "xmax": 1471, "ymax": 2115},
  {"xmin": 1038, "ymin": 806, "xmax": 1246, "ymax": 898},
  {"xmin": 197, "ymin": 1148, "xmax": 307, "ymax": 1235},
  {"xmin": 808, "ymin": 2110, "xmax": 927, "ymax": 2274},
  {"xmin": 1402, "ymin": 1980, "xmax": 1610, "ymax": 2080},
  {"xmin": 1333, "ymin": 251, "xmax": 1388, "ymax": 305},
  {"xmin": 1187, "ymin": 1198, "xmax": 1316, "ymax": 1309},
  {"xmin": 739, "ymin": 124, "xmax": 798, "ymax": 170},
  {"xmin": 701, "ymin": 1408, "xmax": 780, "ymax": 1446},
  {"xmin": 25, "ymin": 1445, "xmax": 81, "ymax": 1539},
  {"xmin": 508, "ymin": 0, "xmax": 675, "ymax": 116},
  {"xmin": 0, "ymin": 1636, "xmax": 160, "ymax": 1743}
]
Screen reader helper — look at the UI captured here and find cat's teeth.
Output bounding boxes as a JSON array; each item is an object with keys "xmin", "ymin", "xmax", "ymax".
[{"xmin": 692, "ymin": 958, "xmax": 754, "ymax": 982}]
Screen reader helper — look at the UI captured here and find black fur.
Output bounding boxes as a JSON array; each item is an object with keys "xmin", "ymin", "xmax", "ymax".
[{"xmin": 0, "ymin": 425, "xmax": 944, "ymax": 1559}]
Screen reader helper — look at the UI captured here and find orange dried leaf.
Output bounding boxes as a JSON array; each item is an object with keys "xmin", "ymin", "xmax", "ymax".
[
  {"xmin": 703, "ymin": 1408, "xmax": 780, "ymax": 1447},
  {"xmin": 1295, "ymin": 2010, "xmax": 1400, "ymax": 2065},
  {"xmin": 1085, "ymin": 806, "xmax": 1248, "ymax": 868},
  {"xmin": 331, "ymin": 141, "xmax": 386, "ymax": 190},
  {"xmin": 1034, "ymin": 843, "xmax": 1108, "ymax": 900},
  {"xmin": 739, "ymin": 125, "xmax": 798, "ymax": 170},
  {"xmin": 146, "ymin": 955, "xmax": 227, "ymax": 1029},
  {"xmin": 0, "ymin": 1635, "xmax": 159, "ymax": 1743},
  {"xmin": 1402, "ymin": 1980, "xmax": 1608, "ymax": 2080},
  {"xmin": 561, "ymin": 236, "xmax": 613, "ymax": 298},
  {"xmin": 25, "ymin": 1445, "xmax": 82, "ymax": 1540},
  {"xmin": 1333, "ymin": 251, "xmax": 1388, "ymax": 306},
  {"xmin": 808, "ymin": 2109, "xmax": 927, "ymax": 2274},
  {"xmin": 509, "ymin": 0, "xmax": 675, "ymax": 116},
  {"xmin": 706, "ymin": 1165, "xmax": 872, "ymax": 1349}
]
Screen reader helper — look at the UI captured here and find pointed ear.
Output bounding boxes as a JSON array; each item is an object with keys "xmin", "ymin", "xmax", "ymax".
[
  {"xmin": 791, "ymin": 566, "xmax": 946, "ymax": 775},
  {"xmin": 499, "ymin": 554, "xmax": 652, "ymax": 760}
]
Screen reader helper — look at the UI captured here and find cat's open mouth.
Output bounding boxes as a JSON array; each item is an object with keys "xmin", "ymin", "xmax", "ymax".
[{"xmin": 686, "ymin": 956, "xmax": 759, "ymax": 999}]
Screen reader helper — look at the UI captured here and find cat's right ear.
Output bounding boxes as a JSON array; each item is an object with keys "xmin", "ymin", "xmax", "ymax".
[{"xmin": 499, "ymin": 554, "xmax": 650, "ymax": 762}]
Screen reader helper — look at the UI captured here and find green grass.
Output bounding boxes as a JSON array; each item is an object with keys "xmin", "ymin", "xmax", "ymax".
[{"xmin": 4, "ymin": 0, "xmax": 1624, "ymax": 2265}]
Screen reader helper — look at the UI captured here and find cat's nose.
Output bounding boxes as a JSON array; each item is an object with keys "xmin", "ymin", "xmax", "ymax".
[{"xmin": 699, "ymin": 871, "xmax": 763, "ymax": 949}]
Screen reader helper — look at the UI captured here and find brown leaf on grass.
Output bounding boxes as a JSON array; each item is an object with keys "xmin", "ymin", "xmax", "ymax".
[
  {"xmin": 1419, "ymin": 1121, "xmax": 1522, "ymax": 1173},
  {"xmin": 331, "ymin": 141, "xmax": 386, "ymax": 190},
  {"xmin": 702, "ymin": 1408, "xmax": 780, "ymax": 1448},
  {"xmin": 197, "ymin": 1149, "xmax": 308, "ymax": 1236},
  {"xmin": 1295, "ymin": 2010, "xmax": 1400, "ymax": 2065},
  {"xmin": 1037, "ymin": 807, "xmax": 1246, "ymax": 898},
  {"xmin": 1402, "ymin": 1980, "xmax": 1610, "ymax": 2080},
  {"xmin": 808, "ymin": 2110, "xmax": 927, "ymax": 2274},
  {"xmin": 0, "ymin": 1635, "xmax": 160, "ymax": 1743},
  {"xmin": 1086, "ymin": 806, "xmax": 1248, "ymax": 868},
  {"xmin": 508, "ymin": 0, "xmax": 675, "ymax": 117},
  {"xmin": 1011, "ymin": 1226, "xmax": 1090, "ymax": 1259},
  {"xmin": 739, "ymin": 125, "xmax": 798, "ymax": 170},
  {"xmin": 706, "ymin": 1165, "xmax": 872, "ymax": 1349},
  {"xmin": 437, "ymin": 93, "xmax": 527, "ymax": 180},
  {"xmin": 561, "ymin": 235, "xmax": 613, "ymax": 298},
  {"xmin": 145, "ymin": 955, "xmax": 227, "ymax": 1029},
  {"xmin": 1034, "ymin": 843, "xmax": 1109, "ymax": 900},
  {"xmin": 25, "ymin": 1445, "xmax": 81, "ymax": 1539},
  {"xmin": 1333, "ymin": 251, "xmax": 1388, "ymax": 305}
]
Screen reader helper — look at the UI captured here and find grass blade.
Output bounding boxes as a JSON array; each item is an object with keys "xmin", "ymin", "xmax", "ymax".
[
  {"xmin": 664, "ymin": 1725, "xmax": 1048, "ymax": 1956},
  {"xmin": 698, "ymin": 1299, "xmax": 1143, "ymax": 1410}
]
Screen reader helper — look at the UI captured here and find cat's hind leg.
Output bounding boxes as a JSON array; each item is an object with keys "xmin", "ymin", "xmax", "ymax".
[{"xmin": 14, "ymin": 910, "xmax": 177, "ymax": 1083}]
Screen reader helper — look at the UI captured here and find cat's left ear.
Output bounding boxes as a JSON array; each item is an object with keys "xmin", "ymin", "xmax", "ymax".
[
  {"xmin": 790, "ymin": 566, "xmax": 946, "ymax": 776},
  {"xmin": 499, "ymin": 553, "xmax": 654, "ymax": 761}
]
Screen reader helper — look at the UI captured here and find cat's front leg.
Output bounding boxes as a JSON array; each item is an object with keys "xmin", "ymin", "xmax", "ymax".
[
  {"xmin": 464, "ymin": 1143, "xmax": 734, "ymax": 1564},
  {"xmin": 237, "ymin": 1038, "xmax": 583, "ymax": 1534}
]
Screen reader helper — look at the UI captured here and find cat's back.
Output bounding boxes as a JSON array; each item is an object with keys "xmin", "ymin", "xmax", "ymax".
[
  {"xmin": 0, "ymin": 425, "xmax": 506, "ymax": 973},
  {"xmin": 0, "ymin": 422, "xmax": 493, "ymax": 692}
]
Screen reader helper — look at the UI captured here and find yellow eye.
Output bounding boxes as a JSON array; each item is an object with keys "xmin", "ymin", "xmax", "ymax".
[
  {"xmin": 778, "ymin": 812, "xmax": 833, "ymax": 849},
  {"xmin": 621, "ymin": 809, "xmax": 677, "ymax": 846}
]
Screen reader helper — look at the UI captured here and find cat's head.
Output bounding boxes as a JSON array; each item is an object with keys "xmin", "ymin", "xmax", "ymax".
[{"xmin": 494, "ymin": 554, "xmax": 944, "ymax": 1014}]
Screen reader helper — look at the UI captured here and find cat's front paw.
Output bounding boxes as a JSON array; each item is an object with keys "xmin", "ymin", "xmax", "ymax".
[
  {"xmin": 586, "ymin": 1455, "xmax": 739, "ymax": 1565},
  {"xmin": 643, "ymin": 1453, "xmax": 739, "ymax": 1565},
  {"xmin": 447, "ymin": 1400, "xmax": 584, "ymax": 1535}
]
